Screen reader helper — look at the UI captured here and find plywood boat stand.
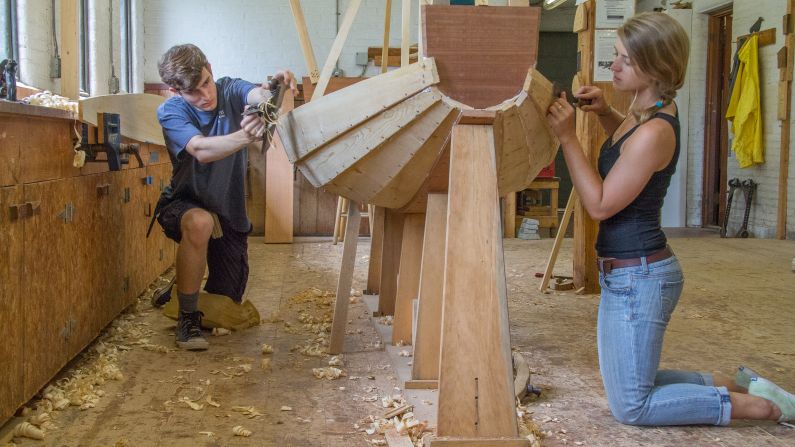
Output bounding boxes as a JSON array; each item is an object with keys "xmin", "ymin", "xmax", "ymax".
[{"xmin": 277, "ymin": 5, "xmax": 557, "ymax": 444}]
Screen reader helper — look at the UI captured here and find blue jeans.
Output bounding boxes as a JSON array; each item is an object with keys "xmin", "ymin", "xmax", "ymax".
[{"xmin": 597, "ymin": 255, "xmax": 732, "ymax": 426}]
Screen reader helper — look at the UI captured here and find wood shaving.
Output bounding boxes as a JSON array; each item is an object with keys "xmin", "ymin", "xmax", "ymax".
[
  {"xmin": 178, "ymin": 396, "xmax": 204, "ymax": 411},
  {"xmin": 312, "ymin": 367, "xmax": 346, "ymax": 380},
  {"xmin": 198, "ymin": 431, "xmax": 215, "ymax": 437},
  {"xmin": 12, "ymin": 422, "xmax": 45, "ymax": 440},
  {"xmin": 280, "ymin": 406, "xmax": 293, "ymax": 411},
  {"xmin": 205, "ymin": 396, "xmax": 221, "ymax": 408},
  {"xmin": 212, "ymin": 327, "xmax": 231, "ymax": 336},
  {"xmin": 231, "ymin": 406, "xmax": 264, "ymax": 418},
  {"xmin": 261, "ymin": 343, "xmax": 274, "ymax": 354},
  {"xmin": 328, "ymin": 355, "xmax": 344, "ymax": 366},
  {"xmin": 232, "ymin": 425, "xmax": 252, "ymax": 437},
  {"xmin": 399, "ymin": 350, "xmax": 412, "ymax": 357},
  {"xmin": 260, "ymin": 358, "xmax": 272, "ymax": 370}
]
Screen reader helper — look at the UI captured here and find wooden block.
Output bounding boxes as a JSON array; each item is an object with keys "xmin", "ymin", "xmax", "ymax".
[
  {"xmin": 79, "ymin": 94, "xmax": 166, "ymax": 145},
  {"xmin": 572, "ymin": 2, "xmax": 588, "ymax": 33},
  {"xmin": 405, "ymin": 379, "xmax": 439, "ymax": 389},
  {"xmin": 437, "ymin": 125, "xmax": 518, "ymax": 438},
  {"xmin": 780, "ymin": 81, "xmax": 790, "ymax": 121},
  {"xmin": 475, "ymin": 0, "xmax": 489, "ymax": 5},
  {"xmin": 422, "ymin": 5, "xmax": 539, "ymax": 108},
  {"xmin": 61, "ymin": 0, "xmax": 79, "ymax": 99},
  {"xmin": 737, "ymin": 28, "xmax": 776, "ymax": 47},
  {"xmin": 503, "ymin": 193, "xmax": 516, "ymax": 238},
  {"xmin": 508, "ymin": 0, "xmax": 530, "ymax": 6},
  {"xmin": 288, "ymin": 0, "xmax": 321, "ymax": 83},
  {"xmin": 411, "ymin": 193, "xmax": 447, "ymax": 381},
  {"xmin": 265, "ymin": 91, "xmax": 295, "ymax": 243},
  {"xmin": 392, "ymin": 213, "xmax": 426, "ymax": 345}
]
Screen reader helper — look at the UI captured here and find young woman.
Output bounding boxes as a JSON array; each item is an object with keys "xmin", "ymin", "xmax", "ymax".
[{"xmin": 545, "ymin": 12, "xmax": 794, "ymax": 426}]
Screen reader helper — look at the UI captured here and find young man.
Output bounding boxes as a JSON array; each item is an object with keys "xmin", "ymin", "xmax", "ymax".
[{"xmin": 152, "ymin": 44, "xmax": 296, "ymax": 350}]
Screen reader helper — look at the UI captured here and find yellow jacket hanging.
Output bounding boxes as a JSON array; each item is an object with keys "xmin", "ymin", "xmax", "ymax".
[{"xmin": 726, "ymin": 34, "xmax": 764, "ymax": 168}]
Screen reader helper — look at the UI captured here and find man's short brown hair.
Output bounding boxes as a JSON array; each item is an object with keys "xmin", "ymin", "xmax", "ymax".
[{"xmin": 158, "ymin": 44, "xmax": 208, "ymax": 91}]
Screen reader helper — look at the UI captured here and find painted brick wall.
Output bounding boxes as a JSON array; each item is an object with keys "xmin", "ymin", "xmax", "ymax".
[
  {"xmin": 686, "ymin": 0, "xmax": 795, "ymax": 238},
  {"xmin": 17, "ymin": 0, "xmax": 59, "ymax": 93}
]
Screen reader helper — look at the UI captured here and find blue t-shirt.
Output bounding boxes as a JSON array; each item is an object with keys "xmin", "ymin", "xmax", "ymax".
[{"xmin": 157, "ymin": 76, "xmax": 256, "ymax": 233}]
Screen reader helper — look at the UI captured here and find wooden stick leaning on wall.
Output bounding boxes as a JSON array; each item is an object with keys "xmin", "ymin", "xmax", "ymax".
[
  {"xmin": 288, "ymin": 0, "xmax": 320, "ymax": 83},
  {"xmin": 311, "ymin": 0, "xmax": 363, "ymax": 101},
  {"xmin": 778, "ymin": 1, "xmax": 795, "ymax": 239},
  {"xmin": 539, "ymin": 190, "xmax": 576, "ymax": 292},
  {"xmin": 382, "ymin": 0, "xmax": 392, "ymax": 74}
]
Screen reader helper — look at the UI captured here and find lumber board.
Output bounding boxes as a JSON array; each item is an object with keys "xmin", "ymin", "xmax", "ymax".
[
  {"xmin": 265, "ymin": 91, "xmax": 295, "ymax": 243},
  {"xmin": 421, "ymin": 5, "xmax": 539, "ymax": 109},
  {"xmin": 326, "ymin": 94, "xmax": 456, "ymax": 207},
  {"xmin": 302, "ymin": 77, "xmax": 367, "ymax": 102},
  {"xmin": 411, "ymin": 193, "xmax": 447, "ymax": 381},
  {"xmin": 402, "ymin": 0, "xmax": 411, "ymax": 67},
  {"xmin": 278, "ymin": 59, "xmax": 440, "ymax": 164},
  {"xmin": 366, "ymin": 206, "xmax": 386, "ymax": 294},
  {"xmin": 378, "ymin": 209, "xmax": 405, "ymax": 316},
  {"xmin": 382, "ymin": 0, "xmax": 393, "ymax": 74},
  {"xmin": 503, "ymin": 192, "xmax": 516, "ymax": 238},
  {"xmin": 61, "ymin": 0, "xmax": 79, "ymax": 99},
  {"xmin": 302, "ymin": 89, "xmax": 443, "ymax": 186},
  {"xmin": 405, "ymin": 379, "xmax": 438, "ymax": 389},
  {"xmin": 539, "ymin": 191, "xmax": 576, "ymax": 291},
  {"xmin": 398, "ymin": 141, "xmax": 451, "ymax": 213},
  {"xmin": 288, "ymin": 0, "xmax": 320, "ymax": 83},
  {"xmin": 329, "ymin": 200, "xmax": 362, "ymax": 354},
  {"xmin": 436, "ymin": 125, "xmax": 518, "ymax": 438},
  {"xmin": 79, "ymin": 94, "xmax": 166, "ymax": 145},
  {"xmin": 392, "ymin": 213, "xmax": 426, "ymax": 345},
  {"xmin": 312, "ymin": 0, "xmax": 363, "ymax": 101},
  {"xmin": 778, "ymin": 3, "xmax": 795, "ymax": 239}
]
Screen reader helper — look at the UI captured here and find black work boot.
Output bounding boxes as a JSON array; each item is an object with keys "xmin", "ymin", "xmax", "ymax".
[
  {"xmin": 151, "ymin": 277, "xmax": 175, "ymax": 308},
  {"xmin": 176, "ymin": 310, "xmax": 209, "ymax": 351}
]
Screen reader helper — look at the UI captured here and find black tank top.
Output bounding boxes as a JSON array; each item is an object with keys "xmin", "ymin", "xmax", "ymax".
[{"xmin": 595, "ymin": 111, "xmax": 680, "ymax": 259}]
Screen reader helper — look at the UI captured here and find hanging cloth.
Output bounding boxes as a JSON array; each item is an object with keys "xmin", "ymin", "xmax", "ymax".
[{"xmin": 726, "ymin": 34, "xmax": 764, "ymax": 168}]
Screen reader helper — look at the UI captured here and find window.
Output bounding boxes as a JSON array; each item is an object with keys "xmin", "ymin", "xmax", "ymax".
[
  {"xmin": 79, "ymin": 0, "xmax": 89, "ymax": 94},
  {"xmin": 119, "ymin": 0, "xmax": 133, "ymax": 92},
  {"xmin": 0, "ymin": 0, "xmax": 18, "ymax": 67}
]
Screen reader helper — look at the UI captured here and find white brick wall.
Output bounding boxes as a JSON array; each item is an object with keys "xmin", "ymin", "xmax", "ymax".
[{"xmin": 17, "ymin": 0, "xmax": 59, "ymax": 93}]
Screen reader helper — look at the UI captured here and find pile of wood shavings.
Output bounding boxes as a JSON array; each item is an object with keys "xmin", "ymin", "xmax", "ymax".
[{"xmin": 22, "ymin": 91, "xmax": 79, "ymax": 113}]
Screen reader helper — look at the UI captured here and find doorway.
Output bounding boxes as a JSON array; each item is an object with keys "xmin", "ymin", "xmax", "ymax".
[{"xmin": 702, "ymin": 8, "xmax": 732, "ymax": 227}]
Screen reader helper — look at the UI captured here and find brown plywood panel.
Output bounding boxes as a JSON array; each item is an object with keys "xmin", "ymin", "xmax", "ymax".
[
  {"xmin": 0, "ymin": 186, "xmax": 24, "ymax": 421},
  {"xmin": 23, "ymin": 180, "xmax": 71, "ymax": 398},
  {"xmin": 0, "ymin": 116, "xmax": 21, "ymax": 187},
  {"xmin": 19, "ymin": 117, "xmax": 73, "ymax": 183},
  {"xmin": 422, "ymin": 5, "xmax": 540, "ymax": 109}
]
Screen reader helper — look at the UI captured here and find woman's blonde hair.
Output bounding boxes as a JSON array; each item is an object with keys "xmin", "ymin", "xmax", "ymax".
[{"xmin": 617, "ymin": 12, "xmax": 690, "ymax": 123}]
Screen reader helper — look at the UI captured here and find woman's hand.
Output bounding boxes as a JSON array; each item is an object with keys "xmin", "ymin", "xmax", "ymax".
[
  {"xmin": 546, "ymin": 92, "xmax": 577, "ymax": 145},
  {"xmin": 574, "ymin": 85, "xmax": 610, "ymax": 115}
]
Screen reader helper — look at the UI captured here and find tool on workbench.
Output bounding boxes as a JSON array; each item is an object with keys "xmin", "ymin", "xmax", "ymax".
[
  {"xmin": 242, "ymin": 79, "xmax": 285, "ymax": 147},
  {"xmin": 0, "ymin": 58, "xmax": 18, "ymax": 101},
  {"xmin": 77, "ymin": 113, "xmax": 144, "ymax": 171},
  {"xmin": 737, "ymin": 179, "xmax": 757, "ymax": 238},
  {"xmin": 721, "ymin": 178, "xmax": 741, "ymax": 238}
]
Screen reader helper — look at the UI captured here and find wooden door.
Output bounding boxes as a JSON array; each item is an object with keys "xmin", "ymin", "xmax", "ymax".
[
  {"xmin": 0, "ymin": 186, "xmax": 24, "ymax": 421},
  {"xmin": 703, "ymin": 8, "xmax": 733, "ymax": 227},
  {"xmin": 147, "ymin": 163, "xmax": 175, "ymax": 281},
  {"xmin": 23, "ymin": 180, "xmax": 72, "ymax": 398}
]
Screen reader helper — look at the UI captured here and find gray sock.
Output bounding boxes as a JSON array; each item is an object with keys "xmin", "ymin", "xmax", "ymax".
[{"xmin": 178, "ymin": 291, "xmax": 199, "ymax": 313}]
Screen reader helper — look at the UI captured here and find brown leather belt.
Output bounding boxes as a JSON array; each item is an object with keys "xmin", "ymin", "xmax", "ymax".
[{"xmin": 597, "ymin": 246, "xmax": 674, "ymax": 275}]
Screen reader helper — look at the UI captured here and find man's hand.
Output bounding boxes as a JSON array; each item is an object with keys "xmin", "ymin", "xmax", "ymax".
[
  {"xmin": 240, "ymin": 113, "xmax": 266, "ymax": 142},
  {"xmin": 268, "ymin": 70, "xmax": 298, "ymax": 95}
]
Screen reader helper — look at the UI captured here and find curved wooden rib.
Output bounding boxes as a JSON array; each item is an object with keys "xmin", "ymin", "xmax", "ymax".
[
  {"xmin": 327, "ymin": 96, "xmax": 459, "ymax": 208},
  {"xmin": 494, "ymin": 68, "xmax": 559, "ymax": 195},
  {"xmin": 79, "ymin": 93, "xmax": 165, "ymax": 145},
  {"xmin": 277, "ymin": 58, "xmax": 440, "ymax": 164}
]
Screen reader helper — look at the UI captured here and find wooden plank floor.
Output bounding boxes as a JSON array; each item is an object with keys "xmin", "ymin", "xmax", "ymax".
[{"xmin": 3, "ymin": 236, "xmax": 794, "ymax": 446}]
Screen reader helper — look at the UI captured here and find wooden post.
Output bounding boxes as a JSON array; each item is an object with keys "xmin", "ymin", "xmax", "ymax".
[
  {"xmin": 392, "ymin": 213, "xmax": 425, "ymax": 345},
  {"xmin": 265, "ymin": 91, "xmax": 295, "ymax": 243},
  {"xmin": 503, "ymin": 193, "xmax": 516, "ymax": 238},
  {"xmin": 366, "ymin": 206, "xmax": 386, "ymax": 294},
  {"xmin": 378, "ymin": 209, "xmax": 405, "ymax": 316},
  {"xmin": 382, "ymin": 0, "xmax": 393, "ymax": 74},
  {"xmin": 402, "ymin": 0, "xmax": 411, "ymax": 68},
  {"xmin": 312, "ymin": 0, "xmax": 363, "ymax": 101},
  {"xmin": 778, "ymin": 0, "xmax": 795, "ymax": 239},
  {"xmin": 288, "ymin": 0, "xmax": 320, "ymax": 83},
  {"xmin": 60, "ymin": 0, "xmax": 80, "ymax": 99},
  {"xmin": 328, "ymin": 200, "xmax": 362, "ymax": 354},
  {"xmin": 572, "ymin": 0, "xmax": 631, "ymax": 292},
  {"xmin": 408, "ymin": 193, "xmax": 447, "ymax": 388},
  {"xmin": 430, "ymin": 124, "xmax": 525, "ymax": 446}
]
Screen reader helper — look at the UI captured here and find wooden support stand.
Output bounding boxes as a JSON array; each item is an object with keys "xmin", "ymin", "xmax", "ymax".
[
  {"xmin": 407, "ymin": 193, "xmax": 447, "ymax": 388},
  {"xmin": 428, "ymin": 124, "xmax": 525, "ymax": 446},
  {"xmin": 392, "ymin": 213, "xmax": 426, "ymax": 345},
  {"xmin": 366, "ymin": 206, "xmax": 386, "ymax": 294},
  {"xmin": 329, "ymin": 200, "xmax": 362, "ymax": 354},
  {"xmin": 378, "ymin": 210, "xmax": 405, "ymax": 316}
]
